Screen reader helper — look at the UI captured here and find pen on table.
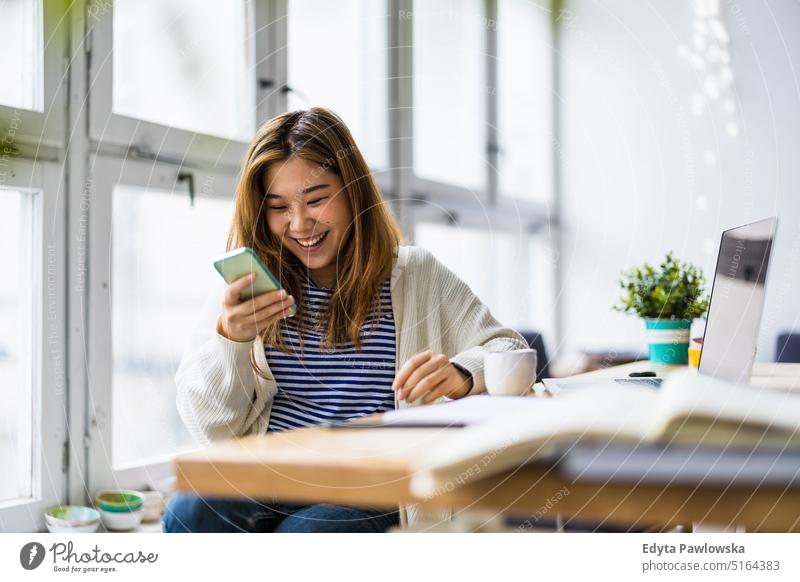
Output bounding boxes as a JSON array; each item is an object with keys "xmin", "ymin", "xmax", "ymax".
[{"xmin": 319, "ymin": 421, "xmax": 467, "ymax": 429}]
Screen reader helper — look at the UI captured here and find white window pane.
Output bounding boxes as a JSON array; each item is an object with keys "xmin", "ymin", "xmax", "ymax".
[
  {"xmin": 0, "ymin": 0, "xmax": 42, "ymax": 110},
  {"xmin": 112, "ymin": 186, "xmax": 232, "ymax": 467},
  {"xmin": 414, "ymin": 222, "xmax": 554, "ymax": 340},
  {"xmin": 113, "ymin": 0, "xmax": 255, "ymax": 141},
  {"xmin": 288, "ymin": 0, "xmax": 388, "ymax": 168},
  {"xmin": 0, "ymin": 189, "xmax": 34, "ymax": 501},
  {"xmin": 498, "ymin": 0, "xmax": 553, "ymax": 202},
  {"xmin": 413, "ymin": 0, "xmax": 487, "ymax": 190}
]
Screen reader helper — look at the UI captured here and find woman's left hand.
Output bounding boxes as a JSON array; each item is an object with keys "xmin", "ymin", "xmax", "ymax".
[{"xmin": 392, "ymin": 351, "xmax": 473, "ymax": 405}]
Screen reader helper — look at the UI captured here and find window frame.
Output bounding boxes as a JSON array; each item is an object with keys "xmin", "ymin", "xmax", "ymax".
[
  {"xmin": 77, "ymin": 0, "xmax": 279, "ymax": 498},
  {"xmin": 494, "ymin": 0, "xmax": 555, "ymax": 204},
  {"xmin": 411, "ymin": 211, "xmax": 559, "ymax": 343},
  {"xmin": 408, "ymin": 0, "xmax": 492, "ymax": 205},
  {"xmin": 0, "ymin": 0, "xmax": 68, "ymax": 162},
  {"xmin": 85, "ymin": 0, "xmax": 277, "ymax": 169},
  {"xmin": 399, "ymin": 0, "xmax": 556, "ymax": 242},
  {"xmin": 79, "ymin": 0, "xmax": 560, "ymax": 495},
  {"xmin": 86, "ymin": 155, "xmax": 238, "ymax": 492},
  {"xmin": 398, "ymin": 0, "xmax": 560, "ymax": 346},
  {"xmin": 0, "ymin": 159, "xmax": 68, "ymax": 533},
  {"xmin": 0, "ymin": 0, "xmax": 562, "ymax": 532}
]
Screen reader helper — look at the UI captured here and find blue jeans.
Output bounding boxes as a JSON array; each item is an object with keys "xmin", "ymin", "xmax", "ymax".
[{"xmin": 162, "ymin": 493, "xmax": 399, "ymax": 533}]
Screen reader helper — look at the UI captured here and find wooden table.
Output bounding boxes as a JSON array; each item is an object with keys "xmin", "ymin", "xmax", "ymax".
[{"xmin": 175, "ymin": 362, "xmax": 800, "ymax": 532}]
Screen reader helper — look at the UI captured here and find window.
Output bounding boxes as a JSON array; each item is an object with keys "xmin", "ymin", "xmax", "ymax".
[
  {"xmin": 0, "ymin": 0, "xmax": 42, "ymax": 111},
  {"xmin": 0, "ymin": 189, "xmax": 34, "ymax": 502},
  {"xmin": 112, "ymin": 0, "xmax": 256, "ymax": 141},
  {"xmin": 111, "ymin": 186, "xmax": 232, "ymax": 467},
  {"xmin": 0, "ymin": 0, "xmax": 66, "ymax": 531},
  {"xmin": 55, "ymin": 0, "xmax": 558, "ymax": 522},
  {"xmin": 287, "ymin": 0, "xmax": 389, "ymax": 168},
  {"xmin": 414, "ymin": 221, "xmax": 555, "ymax": 340},
  {"xmin": 0, "ymin": 159, "xmax": 64, "ymax": 534},
  {"xmin": 85, "ymin": 0, "xmax": 257, "ymax": 491},
  {"xmin": 413, "ymin": 0, "xmax": 487, "ymax": 191},
  {"xmin": 497, "ymin": 0, "xmax": 553, "ymax": 202}
]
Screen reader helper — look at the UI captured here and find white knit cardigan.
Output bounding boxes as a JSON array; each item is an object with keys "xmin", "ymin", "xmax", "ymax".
[{"xmin": 175, "ymin": 245, "xmax": 528, "ymax": 528}]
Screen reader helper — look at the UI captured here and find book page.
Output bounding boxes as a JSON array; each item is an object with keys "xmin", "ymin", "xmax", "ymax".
[
  {"xmin": 651, "ymin": 371, "xmax": 800, "ymax": 448},
  {"xmin": 410, "ymin": 385, "xmax": 659, "ymax": 497}
]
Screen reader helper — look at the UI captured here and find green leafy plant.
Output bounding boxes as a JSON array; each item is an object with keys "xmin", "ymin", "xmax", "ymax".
[{"xmin": 613, "ymin": 252, "xmax": 709, "ymax": 320}]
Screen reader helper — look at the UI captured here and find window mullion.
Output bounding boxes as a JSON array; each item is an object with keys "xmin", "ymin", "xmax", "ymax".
[
  {"xmin": 486, "ymin": 0, "xmax": 499, "ymax": 207},
  {"xmin": 255, "ymin": 0, "xmax": 287, "ymax": 124},
  {"xmin": 550, "ymin": 0, "xmax": 564, "ymax": 355},
  {"xmin": 389, "ymin": 0, "xmax": 414, "ymax": 238}
]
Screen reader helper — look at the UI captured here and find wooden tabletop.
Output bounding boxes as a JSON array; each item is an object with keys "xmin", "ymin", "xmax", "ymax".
[{"xmin": 175, "ymin": 362, "xmax": 800, "ymax": 531}]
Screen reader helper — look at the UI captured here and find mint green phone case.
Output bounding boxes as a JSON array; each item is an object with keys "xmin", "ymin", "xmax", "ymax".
[{"xmin": 213, "ymin": 247, "xmax": 297, "ymax": 316}]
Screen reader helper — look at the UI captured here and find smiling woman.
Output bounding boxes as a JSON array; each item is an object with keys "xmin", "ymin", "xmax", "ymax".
[
  {"xmin": 166, "ymin": 107, "xmax": 528, "ymax": 533},
  {"xmin": 264, "ymin": 161, "xmax": 354, "ymax": 293},
  {"xmin": 225, "ymin": 108, "xmax": 400, "ymax": 354}
]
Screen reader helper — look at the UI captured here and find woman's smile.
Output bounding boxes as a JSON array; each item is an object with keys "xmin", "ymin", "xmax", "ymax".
[{"xmin": 291, "ymin": 230, "xmax": 329, "ymax": 251}]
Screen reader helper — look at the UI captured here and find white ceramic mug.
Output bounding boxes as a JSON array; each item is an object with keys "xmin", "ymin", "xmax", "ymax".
[{"xmin": 484, "ymin": 349, "xmax": 538, "ymax": 396}]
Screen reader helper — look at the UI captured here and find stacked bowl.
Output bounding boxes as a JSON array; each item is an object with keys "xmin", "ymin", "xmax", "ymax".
[
  {"xmin": 45, "ymin": 506, "xmax": 101, "ymax": 533},
  {"xmin": 95, "ymin": 490, "xmax": 146, "ymax": 531}
]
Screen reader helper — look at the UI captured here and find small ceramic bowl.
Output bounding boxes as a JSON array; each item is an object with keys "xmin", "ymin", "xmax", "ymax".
[
  {"xmin": 97, "ymin": 507, "xmax": 144, "ymax": 531},
  {"xmin": 47, "ymin": 520, "xmax": 101, "ymax": 534},
  {"xmin": 95, "ymin": 490, "xmax": 145, "ymax": 513},
  {"xmin": 44, "ymin": 506, "xmax": 100, "ymax": 533}
]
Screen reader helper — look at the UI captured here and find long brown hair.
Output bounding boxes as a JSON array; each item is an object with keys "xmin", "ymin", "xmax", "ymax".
[{"xmin": 227, "ymin": 107, "xmax": 403, "ymax": 370}]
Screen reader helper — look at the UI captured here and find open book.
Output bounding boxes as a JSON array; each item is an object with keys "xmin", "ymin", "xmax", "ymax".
[{"xmin": 409, "ymin": 371, "xmax": 800, "ymax": 497}]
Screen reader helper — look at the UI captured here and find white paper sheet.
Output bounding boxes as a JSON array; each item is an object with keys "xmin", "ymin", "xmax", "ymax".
[{"xmin": 380, "ymin": 394, "xmax": 552, "ymax": 426}]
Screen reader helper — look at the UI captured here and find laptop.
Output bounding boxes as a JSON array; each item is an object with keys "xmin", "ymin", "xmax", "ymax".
[{"xmin": 542, "ymin": 216, "xmax": 778, "ymax": 394}]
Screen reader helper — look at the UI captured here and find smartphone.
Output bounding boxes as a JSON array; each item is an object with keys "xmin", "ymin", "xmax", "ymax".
[{"xmin": 213, "ymin": 247, "xmax": 297, "ymax": 316}]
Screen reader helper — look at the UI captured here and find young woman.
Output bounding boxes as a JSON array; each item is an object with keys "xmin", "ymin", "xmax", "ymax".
[{"xmin": 162, "ymin": 108, "xmax": 527, "ymax": 533}]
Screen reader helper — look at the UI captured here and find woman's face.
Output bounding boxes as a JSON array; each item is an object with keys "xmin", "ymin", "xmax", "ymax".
[{"xmin": 264, "ymin": 157, "xmax": 354, "ymax": 288}]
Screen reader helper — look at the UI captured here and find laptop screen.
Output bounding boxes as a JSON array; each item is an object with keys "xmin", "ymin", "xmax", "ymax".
[{"xmin": 698, "ymin": 216, "xmax": 778, "ymax": 383}]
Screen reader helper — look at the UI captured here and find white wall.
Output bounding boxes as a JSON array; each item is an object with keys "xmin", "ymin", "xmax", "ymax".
[{"xmin": 559, "ymin": 0, "xmax": 800, "ymax": 361}]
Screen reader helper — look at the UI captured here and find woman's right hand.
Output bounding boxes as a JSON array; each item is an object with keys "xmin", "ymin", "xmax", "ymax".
[{"xmin": 218, "ymin": 273, "xmax": 295, "ymax": 342}]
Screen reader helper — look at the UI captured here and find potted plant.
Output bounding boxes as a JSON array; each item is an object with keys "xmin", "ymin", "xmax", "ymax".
[{"xmin": 613, "ymin": 252, "xmax": 709, "ymax": 365}]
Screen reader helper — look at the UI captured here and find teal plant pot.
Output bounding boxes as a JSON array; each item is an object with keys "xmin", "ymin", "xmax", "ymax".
[{"xmin": 644, "ymin": 319, "xmax": 691, "ymax": 365}]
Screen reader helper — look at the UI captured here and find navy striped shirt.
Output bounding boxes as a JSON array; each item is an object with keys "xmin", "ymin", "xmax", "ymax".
[{"xmin": 265, "ymin": 278, "xmax": 396, "ymax": 432}]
